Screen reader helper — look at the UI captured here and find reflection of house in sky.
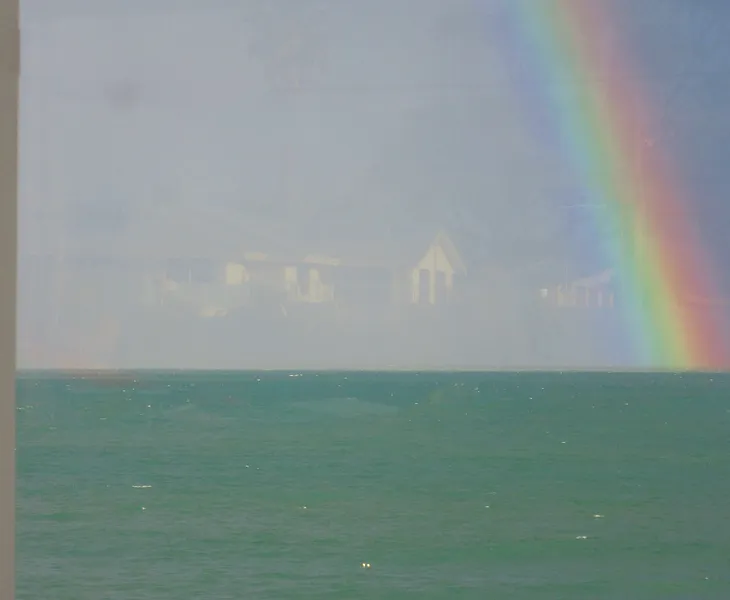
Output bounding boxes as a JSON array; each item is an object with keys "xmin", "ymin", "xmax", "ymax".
[{"xmin": 158, "ymin": 231, "xmax": 467, "ymax": 317}]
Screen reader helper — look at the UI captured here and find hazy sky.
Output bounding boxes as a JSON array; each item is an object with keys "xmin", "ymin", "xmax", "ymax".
[
  {"xmin": 16, "ymin": 0, "xmax": 730, "ymax": 369},
  {"xmin": 20, "ymin": 0, "xmax": 568, "ymax": 257}
]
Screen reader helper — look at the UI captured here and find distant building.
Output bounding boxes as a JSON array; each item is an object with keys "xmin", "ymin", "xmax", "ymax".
[
  {"xmin": 539, "ymin": 268, "xmax": 616, "ymax": 309},
  {"xmin": 156, "ymin": 230, "xmax": 467, "ymax": 317}
]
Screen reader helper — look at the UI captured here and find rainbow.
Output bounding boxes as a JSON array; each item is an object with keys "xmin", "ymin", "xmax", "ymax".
[{"xmin": 494, "ymin": 0, "xmax": 730, "ymax": 369}]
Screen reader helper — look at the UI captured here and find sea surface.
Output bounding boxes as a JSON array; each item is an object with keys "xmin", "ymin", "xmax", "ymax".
[{"xmin": 15, "ymin": 371, "xmax": 730, "ymax": 599}]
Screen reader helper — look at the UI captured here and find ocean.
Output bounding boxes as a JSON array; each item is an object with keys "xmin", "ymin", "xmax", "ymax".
[{"xmin": 15, "ymin": 371, "xmax": 730, "ymax": 599}]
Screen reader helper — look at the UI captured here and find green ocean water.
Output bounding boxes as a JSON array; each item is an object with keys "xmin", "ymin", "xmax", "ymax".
[{"xmin": 15, "ymin": 371, "xmax": 730, "ymax": 599}]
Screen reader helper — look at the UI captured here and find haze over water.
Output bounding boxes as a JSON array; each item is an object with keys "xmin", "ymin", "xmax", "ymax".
[{"xmin": 18, "ymin": 0, "xmax": 730, "ymax": 370}]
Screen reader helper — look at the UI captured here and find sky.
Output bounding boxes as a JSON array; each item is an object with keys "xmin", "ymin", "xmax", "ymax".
[
  {"xmin": 617, "ymin": 0, "xmax": 730, "ymax": 271},
  {"xmin": 15, "ymin": 0, "xmax": 730, "ymax": 369}
]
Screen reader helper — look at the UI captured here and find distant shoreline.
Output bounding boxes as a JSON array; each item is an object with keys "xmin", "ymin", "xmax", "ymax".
[{"xmin": 16, "ymin": 367, "xmax": 728, "ymax": 377}]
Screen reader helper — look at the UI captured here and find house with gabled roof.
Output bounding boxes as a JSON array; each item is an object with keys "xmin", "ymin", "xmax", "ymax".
[
  {"xmin": 145, "ymin": 212, "xmax": 468, "ymax": 316},
  {"xmin": 408, "ymin": 231, "xmax": 466, "ymax": 305},
  {"xmin": 221, "ymin": 228, "xmax": 467, "ymax": 311}
]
